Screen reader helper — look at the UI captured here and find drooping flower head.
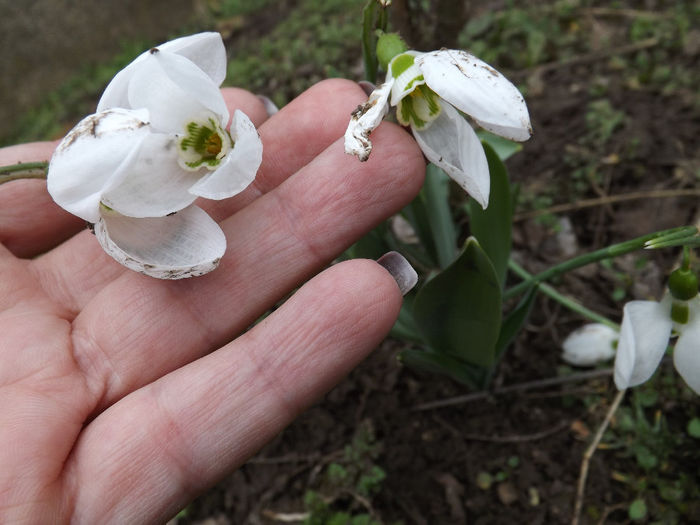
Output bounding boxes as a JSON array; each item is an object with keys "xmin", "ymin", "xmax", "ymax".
[
  {"xmin": 345, "ymin": 39, "xmax": 531, "ymax": 209},
  {"xmin": 48, "ymin": 32, "xmax": 263, "ymax": 279},
  {"xmin": 614, "ymin": 267, "xmax": 700, "ymax": 394}
]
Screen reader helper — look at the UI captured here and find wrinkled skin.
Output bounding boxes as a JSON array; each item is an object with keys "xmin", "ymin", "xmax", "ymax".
[{"xmin": 0, "ymin": 81, "xmax": 424, "ymax": 523}]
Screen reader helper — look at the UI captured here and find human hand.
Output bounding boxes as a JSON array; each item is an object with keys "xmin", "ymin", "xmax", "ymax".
[{"xmin": 0, "ymin": 81, "xmax": 424, "ymax": 522}]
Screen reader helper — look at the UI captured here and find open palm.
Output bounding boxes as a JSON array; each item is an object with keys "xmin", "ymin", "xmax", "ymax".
[{"xmin": 0, "ymin": 81, "xmax": 424, "ymax": 523}]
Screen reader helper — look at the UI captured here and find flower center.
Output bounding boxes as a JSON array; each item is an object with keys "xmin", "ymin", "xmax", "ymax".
[
  {"xmin": 396, "ymin": 84, "xmax": 442, "ymax": 130},
  {"xmin": 389, "ymin": 52, "xmax": 442, "ymax": 130},
  {"xmin": 178, "ymin": 115, "xmax": 233, "ymax": 171}
]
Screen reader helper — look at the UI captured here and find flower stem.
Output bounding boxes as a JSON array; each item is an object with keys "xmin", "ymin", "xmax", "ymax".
[
  {"xmin": 504, "ymin": 226, "xmax": 698, "ymax": 301},
  {"xmin": 508, "ymin": 259, "xmax": 619, "ymax": 329},
  {"xmin": 361, "ymin": 1, "xmax": 379, "ymax": 83},
  {"xmin": 0, "ymin": 161, "xmax": 48, "ymax": 185}
]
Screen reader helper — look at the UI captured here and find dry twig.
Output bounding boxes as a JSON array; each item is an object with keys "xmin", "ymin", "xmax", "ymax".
[
  {"xmin": 412, "ymin": 368, "xmax": 613, "ymax": 411},
  {"xmin": 514, "ymin": 188, "xmax": 700, "ymax": 222},
  {"xmin": 571, "ymin": 389, "xmax": 626, "ymax": 525}
]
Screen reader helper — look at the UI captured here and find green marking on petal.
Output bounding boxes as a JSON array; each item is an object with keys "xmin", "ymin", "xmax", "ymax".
[
  {"xmin": 178, "ymin": 114, "xmax": 233, "ymax": 172},
  {"xmin": 391, "ymin": 53, "xmax": 416, "ymax": 78},
  {"xmin": 671, "ymin": 300, "xmax": 690, "ymax": 325},
  {"xmin": 396, "ymin": 85, "xmax": 442, "ymax": 130}
]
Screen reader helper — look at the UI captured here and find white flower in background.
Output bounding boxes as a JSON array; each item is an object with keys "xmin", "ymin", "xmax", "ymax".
[
  {"xmin": 47, "ymin": 32, "xmax": 263, "ymax": 279},
  {"xmin": 345, "ymin": 48, "xmax": 531, "ymax": 208},
  {"xmin": 562, "ymin": 323, "xmax": 618, "ymax": 367},
  {"xmin": 614, "ymin": 295, "xmax": 700, "ymax": 394}
]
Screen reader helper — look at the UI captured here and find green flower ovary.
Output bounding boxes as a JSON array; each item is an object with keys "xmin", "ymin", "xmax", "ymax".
[
  {"xmin": 178, "ymin": 117, "xmax": 233, "ymax": 171},
  {"xmin": 671, "ymin": 299, "xmax": 690, "ymax": 325}
]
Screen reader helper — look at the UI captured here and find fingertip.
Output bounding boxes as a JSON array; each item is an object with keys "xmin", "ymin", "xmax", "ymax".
[
  {"xmin": 321, "ymin": 258, "xmax": 405, "ymax": 338},
  {"xmin": 221, "ymin": 87, "xmax": 269, "ymax": 128},
  {"xmin": 0, "ymin": 140, "xmax": 59, "ymax": 165},
  {"xmin": 376, "ymin": 251, "xmax": 418, "ymax": 296}
]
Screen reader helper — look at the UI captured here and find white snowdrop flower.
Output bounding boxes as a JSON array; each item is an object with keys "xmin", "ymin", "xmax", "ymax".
[
  {"xmin": 345, "ymin": 49, "xmax": 531, "ymax": 208},
  {"xmin": 47, "ymin": 32, "xmax": 263, "ymax": 279},
  {"xmin": 614, "ymin": 295, "xmax": 700, "ymax": 395},
  {"xmin": 562, "ymin": 323, "xmax": 618, "ymax": 367}
]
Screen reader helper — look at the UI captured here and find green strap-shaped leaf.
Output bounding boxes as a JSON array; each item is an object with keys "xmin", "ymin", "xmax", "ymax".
[
  {"xmin": 398, "ymin": 348, "xmax": 486, "ymax": 388},
  {"xmin": 342, "ymin": 222, "xmax": 390, "ymax": 261},
  {"xmin": 390, "ymin": 296, "xmax": 425, "ymax": 345},
  {"xmin": 412, "ymin": 237, "xmax": 502, "ymax": 367},
  {"xmin": 422, "ymin": 164, "xmax": 458, "ymax": 269},
  {"xmin": 468, "ymin": 142, "xmax": 513, "ymax": 287},
  {"xmin": 494, "ymin": 284, "xmax": 537, "ymax": 360},
  {"xmin": 476, "ymin": 130, "xmax": 522, "ymax": 162},
  {"xmin": 402, "ymin": 164, "xmax": 458, "ymax": 270}
]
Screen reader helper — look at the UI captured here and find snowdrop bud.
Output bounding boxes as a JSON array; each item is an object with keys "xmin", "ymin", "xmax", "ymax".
[
  {"xmin": 562, "ymin": 324, "xmax": 618, "ymax": 367},
  {"xmin": 376, "ymin": 32, "xmax": 408, "ymax": 71}
]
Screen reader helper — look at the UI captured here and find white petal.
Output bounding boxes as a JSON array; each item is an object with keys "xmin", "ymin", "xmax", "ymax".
[
  {"xmin": 98, "ymin": 32, "xmax": 226, "ymax": 112},
  {"xmin": 189, "ymin": 110, "xmax": 263, "ymax": 200},
  {"xmin": 674, "ymin": 321, "xmax": 700, "ymax": 394},
  {"xmin": 673, "ymin": 297, "xmax": 700, "ymax": 394},
  {"xmin": 614, "ymin": 300, "xmax": 672, "ymax": 389},
  {"xmin": 561, "ymin": 323, "xmax": 618, "ymax": 367},
  {"xmin": 128, "ymin": 51, "xmax": 229, "ymax": 133},
  {"xmin": 411, "ymin": 102, "xmax": 490, "ymax": 208},
  {"xmin": 94, "ymin": 206, "xmax": 226, "ymax": 279},
  {"xmin": 100, "ymin": 133, "xmax": 200, "ymax": 217},
  {"xmin": 343, "ymin": 80, "xmax": 393, "ymax": 162},
  {"xmin": 416, "ymin": 49, "xmax": 532, "ymax": 141},
  {"xmin": 47, "ymin": 109, "xmax": 150, "ymax": 223},
  {"xmin": 157, "ymin": 32, "xmax": 227, "ymax": 86}
]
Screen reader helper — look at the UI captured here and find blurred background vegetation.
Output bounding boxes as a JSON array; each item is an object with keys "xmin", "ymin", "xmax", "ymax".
[{"xmin": 2, "ymin": 0, "xmax": 697, "ymax": 147}]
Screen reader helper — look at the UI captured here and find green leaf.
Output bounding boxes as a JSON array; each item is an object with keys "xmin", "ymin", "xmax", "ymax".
[
  {"xmin": 476, "ymin": 471, "xmax": 493, "ymax": 490},
  {"xmin": 422, "ymin": 164, "xmax": 458, "ymax": 269},
  {"xmin": 634, "ymin": 444, "xmax": 658, "ymax": 470},
  {"xmin": 402, "ymin": 196, "xmax": 438, "ymax": 268},
  {"xmin": 398, "ymin": 348, "xmax": 485, "ymax": 388},
  {"xmin": 476, "ymin": 130, "xmax": 522, "ymax": 161},
  {"xmin": 390, "ymin": 297, "xmax": 425, "ymax": 344},
  {"xmin": 402, "ymin": 164, "xmax": 458, "ymax": 269},
  {"xmin": 412, "ymin": 237, "xmax": 502, "ymax": 366},
  {"xmin": 687, "ymin": 417, "xmax": 700, "ymax": 438},
  {"xmin": 342, "ymin": 222, "xmax": 390, "ymax": 261},
  {"xmin": 468, "ymin": 142, "xmax": 513, "ymax": 287},
  {"xmin": 495, "ymin": 285, "xmax": 537, "ymax": 359},
  {"xmin": 628, "ymin": 498, "xmax": 647, "ymax": 521}
]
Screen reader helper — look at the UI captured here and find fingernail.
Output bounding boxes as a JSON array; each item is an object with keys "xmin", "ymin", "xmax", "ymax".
[
  {"xmin": 377, "ymin": 251, "xmax": 417, "ymax": 296},
  {"xmin": 257, "ymin": 94, "xmax": 279, "ymax": 117},
  {"xmin": 358, "ymin": 80, "xmax": 376, "ymax": 96}
]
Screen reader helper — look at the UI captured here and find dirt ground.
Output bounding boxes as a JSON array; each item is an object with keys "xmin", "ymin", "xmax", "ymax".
[{"xmin": 173, "ymin": 4, "xmax": 700, "ymax": 525}]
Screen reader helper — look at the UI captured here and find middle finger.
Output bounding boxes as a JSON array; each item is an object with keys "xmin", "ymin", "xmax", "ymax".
[
  {"xmin": 30, "ymin": 79, "xmax": 369, "ymax": 314},
  {"xmin": 73, "ymin": 121, "xmax": 424, "ymax": 411}
]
